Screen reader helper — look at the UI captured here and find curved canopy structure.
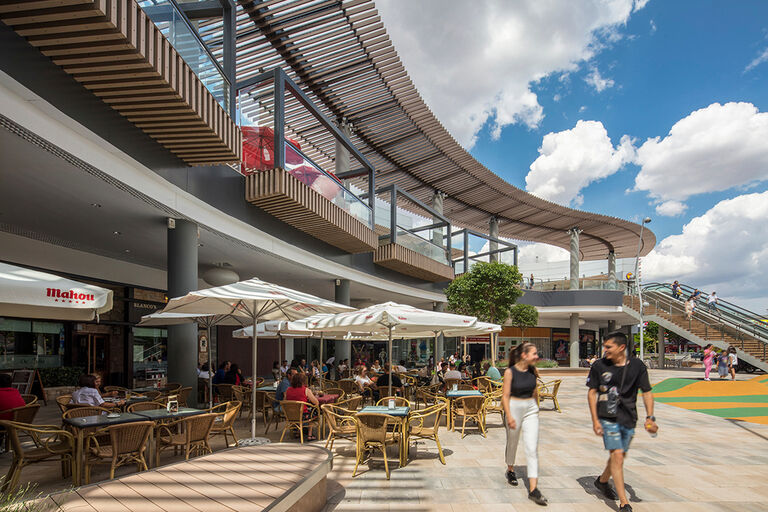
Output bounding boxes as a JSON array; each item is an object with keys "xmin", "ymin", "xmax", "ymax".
[{"xmin": 204, "ymin": 0, "xmax": 655, "ymax": 260}]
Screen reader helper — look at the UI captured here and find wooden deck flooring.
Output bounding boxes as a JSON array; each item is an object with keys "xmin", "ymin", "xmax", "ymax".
[{"xmin": 40, "ymin": 444, "xmax": 331, "ymax": 512}]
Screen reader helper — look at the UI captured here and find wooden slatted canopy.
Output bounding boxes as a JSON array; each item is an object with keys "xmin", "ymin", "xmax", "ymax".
[
  {"xmin": 0, "ymin": 0, "xmax": 241, "ymax": 166},
  {"xmin": 200, "ymin": 0, "xmax": 654, "ymax": 260}
]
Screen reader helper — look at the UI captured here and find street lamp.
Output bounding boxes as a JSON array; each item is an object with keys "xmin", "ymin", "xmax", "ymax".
[{"xmin": 635, "ymin": 217, "xmax": 651, "ymax": 362}]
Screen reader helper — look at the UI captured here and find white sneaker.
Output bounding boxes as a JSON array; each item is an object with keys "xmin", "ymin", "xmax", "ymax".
[{"xmin": 704, "ymin": 378, "xmax": 711, "ymax": 381}]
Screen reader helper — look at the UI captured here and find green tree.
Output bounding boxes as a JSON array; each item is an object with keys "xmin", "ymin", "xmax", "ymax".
[
  {"xmin": 445, "ymin": 261, "xmax": 524, "ymax": 324},
  {"xmin": 509, "ymin": 303, "xmax": 539, "ymax": 342}
]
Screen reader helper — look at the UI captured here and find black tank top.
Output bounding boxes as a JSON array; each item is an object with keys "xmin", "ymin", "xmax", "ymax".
[{"xmin": 509, "ymin": 365, "xmax": 537, "ymax": 398}]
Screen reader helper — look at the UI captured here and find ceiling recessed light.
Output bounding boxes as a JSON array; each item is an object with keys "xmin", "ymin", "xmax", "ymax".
[
  {"xmin": 113, "ymin": 231, "xmax": 121, "ymax": 236},
  {"xmin": 124, "ymin": 249, "xmax": 131, "ymax": 253},
  {"xmin": 90, "ymin": 203, "xmax": 102, "ymax": 208}
]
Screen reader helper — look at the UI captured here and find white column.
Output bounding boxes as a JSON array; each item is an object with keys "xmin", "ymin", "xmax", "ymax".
[
  {"xmin": 569, "ymin": 228, "xmax": 582, "ymax": 290},
  {"xmin": 570, "ymin": 313, "xmax": 580, "ymax": 368},
  {"xmin": 431, "ymin": 191, "xmax": 445, "ymax": 248},
  {"xmin": 489, "ymin": 216, "xmax": 499, "ymax": 262},
  {"xmin": 334, "ymin": 279, "xmax": 352, "ymax": 363},
  {"xmin": 608, "ymin": 250, "xmax": 616, "ymax": 290}
]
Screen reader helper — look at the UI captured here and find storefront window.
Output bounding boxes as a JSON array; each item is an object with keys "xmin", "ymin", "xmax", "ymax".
[
  {"xmin": 133, "ymin": 327, "xmax": 167, "ymax": 387},
  {"xmin": 0, "ymin": 318, "xmax": 64, "ymax": 369}
]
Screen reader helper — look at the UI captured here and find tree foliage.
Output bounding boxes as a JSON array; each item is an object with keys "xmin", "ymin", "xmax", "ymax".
[
  {"xmin": 509, "ymin": 303, "xmax": 539, "ymax": 340},
  {"xmin": 445, "ymin": 261, "xmax": 524, "ymax": 324}
]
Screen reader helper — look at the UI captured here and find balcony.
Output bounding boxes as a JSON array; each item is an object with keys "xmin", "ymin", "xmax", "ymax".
[
  {"xmin": 368, "ymin": 185, "xmax": 455, "ymax": 282},
  {"xmin": 451, "ymin": 229, "xmax": 518, "ymax": 275},
  {"xmin": 238, "ymin": 68, "xmax": 377, "ymax": 254},
  {"xmin": 0, "ymin": 0, "xmax": 240, "ymax": 165}
]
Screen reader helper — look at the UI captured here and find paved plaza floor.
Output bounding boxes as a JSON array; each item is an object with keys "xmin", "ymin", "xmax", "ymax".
[
  {"xmin": 323, "ymin": 369, "xmax": 768, "ymax": 512},
  {"xmin": 5, "ymin": 369, "xmax": 768, "ymax": 511}
]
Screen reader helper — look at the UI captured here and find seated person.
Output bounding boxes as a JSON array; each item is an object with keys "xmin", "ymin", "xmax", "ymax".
[
  {"xmin": 223, "ymin": 364, "xmax": 244, "ymax": 386},
  {"xmin": 484, "ymin": 362, "xmax": 502, "ymax": 381},
  {"xmin": 443, "ymin": 363, "xmax": 462, "ymax": 381},
  {"xmin": 198, "ymin": 363, "xmax": 212, "ymax": 379},
  {"xmin": 376, "ymin": 364, "xmax": 404, "ymax": 396},
  {"xmin": 396, "ymin": 360, "xmax": 408, "ymax": 373},
  {"xmin": 213, "ymin": 361, "xmax": 230, "ymax": 385},
  {"xmin": 0, "ymin": 373, "xmax": 26, "ymax": 419},
  {"xmin": 354, "ymin": 367, "xmax": 378, "ymax": 400},
  {"xmin": 370, "ymin": 360, "xmax": 382, "ymax": 373},
  {"xmin": 284, "ymin": 372, "xmax": 320, "ymax": 441},
  {"xmin": 71, "ymin": 374, "xmax": 120, "ymax": 408},
  {"xmin": 274, "ymin": 368, "xmax": 296, "ymax": 409}
]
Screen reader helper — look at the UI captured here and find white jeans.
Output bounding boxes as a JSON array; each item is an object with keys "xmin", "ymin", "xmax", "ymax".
[{"xmin": 504, "ymin": 398, "xmax": 539, "ymax": 478}]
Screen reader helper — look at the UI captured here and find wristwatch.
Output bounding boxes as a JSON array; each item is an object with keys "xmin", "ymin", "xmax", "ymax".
[{"xmin": 646, "ymin": 415, "xmax": 656, "ymax": 421}]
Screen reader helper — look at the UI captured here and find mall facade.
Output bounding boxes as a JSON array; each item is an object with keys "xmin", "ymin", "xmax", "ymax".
[{"xmin": 0, "ymin": 0, "xmax": 654, "ymax": 396}]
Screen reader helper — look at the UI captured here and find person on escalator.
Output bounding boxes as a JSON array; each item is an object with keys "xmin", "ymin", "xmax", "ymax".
[{"xmin": 671, "ymin": 281, "xmax": 681, "ymax": 300}]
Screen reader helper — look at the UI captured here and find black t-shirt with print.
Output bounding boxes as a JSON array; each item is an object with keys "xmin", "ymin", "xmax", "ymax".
[{"xmin": 587, "ymin": 357, "xmax": 652, "ymax": 428}]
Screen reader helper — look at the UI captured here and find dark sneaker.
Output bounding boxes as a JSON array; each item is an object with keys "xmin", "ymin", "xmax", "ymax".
[
  {"xmin": 594, "ymin": 477, "xmax": 617, "ymax": 499},
  {"xmin": 619, "ymin": 505, "xmax": 633, "ymax": 512},
  {"xmin": 528, "ymin": 488, "xmax": 547, "ymax": 506},
  {"xmin": 505, "ymin": 470, "xmax": 518, "ymax": 486}
]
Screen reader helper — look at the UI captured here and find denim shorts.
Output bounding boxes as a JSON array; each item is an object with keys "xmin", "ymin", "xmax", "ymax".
[{"xmin": 600, "ymin": 419, "xmax": 634, "ymax": 452}]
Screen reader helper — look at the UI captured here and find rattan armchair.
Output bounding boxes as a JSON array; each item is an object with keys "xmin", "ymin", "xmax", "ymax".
[
  {"xmin": 209, "ymin": 401, "xmax": 242, "ymax": 448},
  {"xmin": 336, "ymin": 395, "xmax": 362, "ymax": 411},
  {"xmin": 20, "ymin": 394, "xmax": 38, "ymax": 405},
  {"xmin": 0, "ymin": 420, "xmax": 75, "ymax": 492},
  {"xmin": 352, "ymin": 413, "xmax": 399, "ymax": 480},
  {"xmin": 62, "ymin": 406, "xmax": 110, "ymax": 420},
  {"xmin": 376, "ymin": 397, "xmax": 410, "ymax": 407},
  {"xmin": 103, "ymin": 386, "xmax": 129, "ymax": 394},
  {"xmin": 142, "ymin": 390, "xmax": 163, "ymax": 401},
  {"xmin": 232, "ymin": 385, "xmax": 252, "ymax": 419},
  {"xmin": 176, "ymin": 387, "xmax": 193, "ymax": 407},
  {"xmin": 483, "ymin": 389, "xmax": 504, "ymax": 425},
  {"xmin": 164, "ymin": 382, "xmax": 183, "ymax": 393},
  {"xmin": 155, "ymin": 413, "xmax": 216, "ymax": 466},
  {"xmin": 8, "ymin": 403, "xmax": 40, "ymax": 425},
  {"xmin": 322, "ymin": 388, "xmax": 346, "ymax": 401},
  {"xmin": 279, "ymin": 400, "xmax": 319, "ymax": 444},
  {"xmin": 126, "ymin": 401, "xmax": 165, "ymax": 413},
  {"xmin": 458, "ymin": 383, "xmax": 475, "ymax": 390},
  {"xmin": 451, "ymin": 396, "xmax": 486, "ymax": 438},
  {"xmin": 407, "ymin": 403, "xmax": 447, "ymax": 464},
  {"xmin": 444, "ymin": 378, "xmax": 462, "ymax": 390},
  {"xmin": 55, "ymin": 395, "xmax": 72, "ymax": 414},
  {"xmin": 83, "ymin": 421, "xmax": 153, "ymax": 484},
  {"xmin": 337, "ymin": 380, "xmax": 359, "ymax": 397},
  {"xmin": 216, "ymin": 383, "xmax": 234, "ymax": 403},
  {"xmin": 320, "ymin": 404, "xmax": 356, "ymax": 450},
  {"xmin": 537, "ymin": 379, "xmax": 563, "ymax": 412}
]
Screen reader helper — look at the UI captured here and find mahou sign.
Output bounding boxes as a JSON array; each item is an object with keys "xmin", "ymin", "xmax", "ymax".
[{"xmin": 47, "ymin": 288, "xmax": 95, "ymax": 304}]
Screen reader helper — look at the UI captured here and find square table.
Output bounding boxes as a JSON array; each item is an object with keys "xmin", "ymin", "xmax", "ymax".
[
  {"xmin": 358, "ymin": 406, "xmax": 411, "ymax": 466},
  {"xmin": 445, "ymin": 390, "xmax": 483, "ymax": 429},
  {"xmin": 63, "ymin": 412, "xmax": 148, "ymax": 486},
  {"xmin": 132, "ymin": 408, "xmax": 207, "ymax": 467},
  {"xmin": 254, "ymin": 385, "xmax": 277, "ymax": 392}
]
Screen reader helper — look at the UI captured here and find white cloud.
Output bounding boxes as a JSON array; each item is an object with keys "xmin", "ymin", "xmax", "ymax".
[
  {"xmin": 745, "ymin": 47, "xmax": 768, "ymax": 73},
  {"xmin": 634, "ymin": 102, "xmax": 768, "ymax": 210},
  {"xmin": 518, "ymin": 242, "xmax": 570, "ymax": 264},
  {"xmin": 649, "ymin": 19, "xmax": 657, "ymax": 33},
  {"xmin": 633, "ymin": 0, "xmax": 651, "ymax": 11},
  {"xmin": 525, "ymin": 120, "xmax": 635, "ymax": 206},
  {"xmin": 376, "ymin": 0, "xmax": 643, "ymax": 148},
  {"xmin": 655, "ymin": 200, "xmax": 687, "ymax": 217},
  {"xmin": 642, "ymin": 191, "xmax": 768, "ymax": 306},
  {"xmin": 585, "ymin": 66, "xmax": 615, "ymax": 92}
]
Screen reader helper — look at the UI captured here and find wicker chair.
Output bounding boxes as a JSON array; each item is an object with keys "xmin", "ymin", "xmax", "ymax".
[
  {"xmin": 337, "ymin": 380, "xmax": 359, "ymax": 397},
  {"xmin": 55, "ymin": 395, "xmax": 73, "ymax": 414},
  {"xmin": 126, "ymin": 401, "xmax": 165, "ymax": 413},
  {"xmin": 62, "ymin": 406, "xmax": 111, "ymax": 420},
  {"xmin": 253, "ymin": 377, "xmax": 265, "ymax": 388},
  {"xmin": 376, "ymin": 397, "xmax": 410, "ymax": 407},
  {"xmin": 413, "ymin": 384, "xmax": 441, "ymax": 409},
  {"xmin": 142, "ymin": 390, "xmax": 163, "ymax": 401},
  {"xmin": 155, "ymin": 413, "xmax": 216, "ymax": 466},
  {"xmin": 483, "ymin": 389, "xmax": 504, "ymax": 425},
  {"xmin": 20, "ymin": 394, "xmax": 38, "ymax": 405},
  {"xmin": 320, "ymin": 404, "xmax": 356, "ymax": 450},
  {"xmin": 209, "ymin": 401, "xmax": 242, "ymax": 448},
  {"xmin": 232, "ymin": 386, "xmax": 253, "ymax": 419},
  {"xmin": 444, "ymin": 378, "xmax": 462, "ymax": 391},
  {"xmin": 164, "ymin": 382, "xmax": 183, "ymax": 393},
  {"xmin": 322, "ymin": 388, "xmax": 346, "ymax": 401},
  {"xmin": 352, "ymin": 413, "xmax": 399, "ymax": 480},
  {"xmin": 254, "ymin": 390, "xmax": 276, "ymax": 426},
  {"xmin": 0, "ymin": 420, "xmax": 75, "ymax": 492},
  {"xmin": 537, "ymin": 379, "xmax": 563, "ymax": 413},
  {"xmin": 451, "ymin": 396, "xmax": 486, "ymax": 438},
  {"xmin": 83, "ymin": 421, "xmax": 153, "ymax": 484},
  {"xmin": 176, "ymin": 387, "xmax": 193, "ymax": 407},
  {"xmin": 458, "ymin": 383, "xmax": 475, "ymax": 391},
  {"xmin": 407, "ymin": 403, "xmax": 447, "ymax": 464},
  {"xmin": 8, "ymin": 403, "xmax": 40, "ymax": 425},
  {"xmin": 103, "ymin": 386, "xmax": 129, "ymax": 394},
  {"xmin": 217, "ymin": 383, "xmax": 234, "ymax": 403},
  {"xmin": 279, "ymin": 400, "xmax": 319, "ymax": 444},
  {"xmin": 336, "ymin": 395, "xmax": 362, "ymax": 411}
]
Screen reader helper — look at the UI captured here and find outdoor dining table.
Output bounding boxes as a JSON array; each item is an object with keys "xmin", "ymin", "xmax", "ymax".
[
  {"xmin": 132, "ymin": 407, "xmax": 207, "ymax": 468},
  {"xmin": 445, "ymin": 389, "xmax": 483, "ymax": 430},
  {"xmin": 254, "ymin": 385, "xmax": 277, "ymax": 392},
  {"xmin": 358, "ymin": 405, "xmax": 411, "ymax": 467},
  {"xmin": 63, "ymin": 412, "xmax": 147, "ymax": 486}
]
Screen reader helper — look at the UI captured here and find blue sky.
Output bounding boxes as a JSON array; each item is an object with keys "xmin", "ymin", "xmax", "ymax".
[{"xmin": 379, "ymin": 0, "xmax": 768, "ymax": 309}]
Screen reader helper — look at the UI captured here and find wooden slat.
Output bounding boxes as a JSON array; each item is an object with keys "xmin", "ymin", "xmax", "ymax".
[
  {"xmin": 245, "ymin": 168, "xmax": 377, "ymax": 253},
  {"xmin": 0, "ymin": 0, "xmax": 241, "ymax": 166},
  {"xmin": 374, "ymin": 242, "xmax": 454, "ymax": 282}
]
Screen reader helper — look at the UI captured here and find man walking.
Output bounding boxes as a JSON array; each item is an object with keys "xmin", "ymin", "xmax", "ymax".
[
  {"xmin": 707, "ymin": 291, "xmax": 718, "ymax": 314},
  {"xmin": 587, "ymin": 332, "xmax": 657, "ymax": 512}
]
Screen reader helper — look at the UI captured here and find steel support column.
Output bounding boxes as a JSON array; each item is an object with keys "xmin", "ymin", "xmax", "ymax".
[
  {"xmin": 569, "ymin": 228, "xmax": 582, "ymax": 290},
  {"xmin": 658, "ymin": 325, "xmax": 665, "ymax": 369},
  {"xmin": 489, "ymin": 217, "xmax": 499, "ymax": 262},
  {"xmin": 608, "ymin": 250, "xmax": 616, "ymax": 290},
  {"xmin": 334, "ymin": 279, "xmax": 351, "ymax": 364},
  {"xmin": 570, "ymin": 313, "xmax": 580, "ymax": 368}
]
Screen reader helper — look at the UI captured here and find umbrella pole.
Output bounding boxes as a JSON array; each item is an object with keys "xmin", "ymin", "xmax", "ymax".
[
  {"xmin": 388, "ymin": 326, "xmax": 393, "ymax": 398},
  {"xmin": 320, "ymin": 333, "xmax": 324, "ymax": 377},
  {"xmin": 207, "ymin": 323, "xmax": 213, "ymax": 409},
  {"xmin": 251, "ymin": 313, "xmax": 258, "ymax": 439}
]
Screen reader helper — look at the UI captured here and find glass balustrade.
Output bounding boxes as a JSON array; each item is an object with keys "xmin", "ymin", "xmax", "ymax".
[{"xmin": 138, "ymin": 0, "xmax": 229, "ymax": 111}]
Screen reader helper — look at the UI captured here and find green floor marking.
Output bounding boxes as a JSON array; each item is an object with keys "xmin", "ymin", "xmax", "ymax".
[
  {"xmin": 657, "ymin": 394, "xmax": 768, "ymax": 403},
  {"xmin": 691, "ymin": 407, "xmax": 768, "ymax": 418},
  {"xmin": 652, "ymin": 378, "xmax": 697, "ymax": 394}
]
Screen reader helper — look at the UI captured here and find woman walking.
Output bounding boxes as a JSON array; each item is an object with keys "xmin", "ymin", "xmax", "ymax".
[
  {"xmin": 703, "ymin": 344, "xmax": 715, "ymax": 381},
  {"xmin": 728, "ymin": 347, "xmax": 738, "ymax": 381},
  {"xmin": 502, "ymin": 342, "xmax": 547, "ymax": 506}
]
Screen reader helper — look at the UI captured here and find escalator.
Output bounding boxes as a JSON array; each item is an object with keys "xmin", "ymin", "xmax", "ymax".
[{"xmin": 623, "ymin": 282, "xmax": 768, "ymax": 372}]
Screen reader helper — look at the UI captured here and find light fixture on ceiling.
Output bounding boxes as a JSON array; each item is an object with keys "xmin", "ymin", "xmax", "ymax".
[
  {"xmin": 124, "ymin": 249, "xmax": 131, "ymax": 253},
  {"xmin": 113, "ymin": 231, "xmax": 121, "ymax": 236},
  {"xmin": 202, "ymin": 265, "xmax": 239, "ymax": 287},
  {"xmin": 90, "ymin": 203, "xmax": 102, "ymax": 208}
]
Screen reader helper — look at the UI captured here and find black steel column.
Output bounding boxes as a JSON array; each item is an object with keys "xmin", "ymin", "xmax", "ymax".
[
  {"xmin": 167, "ymin": 219, "xmax": 199, "ymax": 407},
  {"xmin": 334, "ymin": 279, "xmax": 351, "ymax": 364}
]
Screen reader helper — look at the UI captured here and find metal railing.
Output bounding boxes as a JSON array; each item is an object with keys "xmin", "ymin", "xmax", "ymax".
[
  {"xmin": 451, "ymin": 229, "xmax": 518, "ymax": 273},
  {"xmin": 629, "ymin": 282, "xmax": 768, "ymax": 361},
  {"xmin": 138, "ymin": 0, "xmax": 230, "ymax": 112}
]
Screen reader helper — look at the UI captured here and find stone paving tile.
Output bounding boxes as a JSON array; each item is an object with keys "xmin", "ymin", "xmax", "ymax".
[{"xmin": 323, "ymin": 369, "xmax": 768, "ymax": 512}]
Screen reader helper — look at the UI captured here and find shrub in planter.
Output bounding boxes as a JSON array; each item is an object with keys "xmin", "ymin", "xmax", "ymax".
[
  {"xmin": 535, "ymin": 359, "xmax": 559, "ymax": 369},
  {"xmin": 38, "ymin": 367, "xmax": 84, "ymax": 388}
]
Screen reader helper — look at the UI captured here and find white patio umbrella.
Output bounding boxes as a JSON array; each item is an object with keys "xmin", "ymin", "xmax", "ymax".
[
  {"xmin": 0, "ymin": 262, "xmax": 113, "ymax": 321},
  {"xmin": 304, "ymin": 302, "xmax": 477, "ymax": 396},
  {"xmin": 138, "ymin": 312, "xmax": 241, "ymax": 408},
  {"xmin": 151, "ymin": 277, "xmax": 355, "ymax": 438}
]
